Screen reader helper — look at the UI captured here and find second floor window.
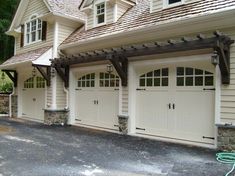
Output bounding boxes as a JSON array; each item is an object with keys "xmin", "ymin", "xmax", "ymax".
[
  {"xmin": 168, "ymin": 0, "xmax": 181, "ymax": 5},
  {"xmin": 96, "ymin": 2, "xmax": 105, "ymax": 25},
  {"xmin": 26, "ymin": 16, "xmax": 42, "ymax": 44}
]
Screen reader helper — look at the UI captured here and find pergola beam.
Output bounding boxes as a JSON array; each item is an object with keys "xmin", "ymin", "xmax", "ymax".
[
  {"xmin": 2, "ymin": 70, "xmax": 17, "ymax": 87},
  {"xmin": 34, "ymin": 65, "xmax": 51, "ymax": 87}
]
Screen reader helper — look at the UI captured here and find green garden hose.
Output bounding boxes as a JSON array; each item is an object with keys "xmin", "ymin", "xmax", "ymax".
[{"xmin": 216, "ymin": 153, "xmax": 235, "ymax": 176}]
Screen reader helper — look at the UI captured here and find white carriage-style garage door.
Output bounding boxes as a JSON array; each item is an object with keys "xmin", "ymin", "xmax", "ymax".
[
  {"xmin": 135, "ymin": 61, "xmax": 215, "ymax": 145},
  {"xmin": 75, "ymin": 71, "xmax": 119, "ymax": 130},
  {"xmin": 22, "ymin": 76, "xmax": 46, "ymax": 122}
]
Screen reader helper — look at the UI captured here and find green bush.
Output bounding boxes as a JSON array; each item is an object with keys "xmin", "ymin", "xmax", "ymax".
[{"xmin": 0, "ymin": 82, "xmax": 13, "ymax": 93}]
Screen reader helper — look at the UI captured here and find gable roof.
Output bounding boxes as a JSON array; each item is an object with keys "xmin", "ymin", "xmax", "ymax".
[
  {"xmin": 7, "ymin": 0, "xmax": 86, "ymax": 34},
  {"xmin": 61, "ymin": 0, "xmax": 235, "ymax": 47}
]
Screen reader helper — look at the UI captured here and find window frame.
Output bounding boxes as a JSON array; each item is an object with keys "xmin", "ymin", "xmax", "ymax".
[
  {"xmin": 24, "ymin": 15, "xmax": 42, "ymax": 46},
  {"xmin": 163, "ymin": 0, "xmax": 184, "ymax": 9},
  {"xmin": 94, "ymin": 1, "xmax": 106, "ymax": 27}
]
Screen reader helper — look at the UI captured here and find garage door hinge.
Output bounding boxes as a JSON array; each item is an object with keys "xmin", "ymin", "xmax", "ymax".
[
  {"xmin": 136, "ymin": 88, "xmax": 146, "ymax": 91},
  {"xmin": 203, "ymin": 88, "xmax": 216, "ymax": 91},
  {"xmin": 75, "ymin": 88, "xmax": 82, "ymax": 91},
  {"xmin": 136, "ymin": 127, "xmax": 146, "ymax": 131},
  {"xmin": 75, "ymin": 119, "xmax": 82, "ymax": 122},
  {"xmin": 203, "ymin": 136, "xmax": 215, "ymax": 140}
]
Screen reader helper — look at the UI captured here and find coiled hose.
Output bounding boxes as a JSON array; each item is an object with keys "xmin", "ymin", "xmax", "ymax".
[{"xmin": 216, "ymin": 153, "xmax": 235, "ymax": 176}]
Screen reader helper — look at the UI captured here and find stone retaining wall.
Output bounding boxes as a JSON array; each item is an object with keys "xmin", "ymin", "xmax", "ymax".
[
  {"xmin": 44, "ymin": 109, "xmax": 69, "ymax": 125},
  {"xmin": 0, "ymin": 94, "xmax": 9, "ymax": 115},
  {"xmin": 217, "ymin": 126, "xmax": 235, "ymax": 151}
]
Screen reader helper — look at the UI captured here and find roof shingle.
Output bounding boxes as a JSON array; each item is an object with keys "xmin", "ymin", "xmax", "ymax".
[{"xmin": 62, "ymin": 0, "xmax": 235, "ymax": 46}]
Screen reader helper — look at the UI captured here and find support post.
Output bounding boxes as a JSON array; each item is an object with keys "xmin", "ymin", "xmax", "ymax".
[
  {"xmin": 2, "ymin": 70, "xmax": 17, "ymax": 87},
  {"xmin": 34, "ymin": 66, "xmax": 51, "ymax": 86}
]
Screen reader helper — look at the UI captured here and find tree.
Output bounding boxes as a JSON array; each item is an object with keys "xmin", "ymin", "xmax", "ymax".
[{"xmin": 0, "ymin": 0, "xmax": 20, "ymax": 63}]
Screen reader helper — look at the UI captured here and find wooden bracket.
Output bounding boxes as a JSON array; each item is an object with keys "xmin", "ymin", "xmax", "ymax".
[
  {"xmin": 34, "ymin": 65, "xmax": 51, "ymax": 87},
  {"xmin": 2, "ymin": 70, "xmax": 18, "ymax": 87},
  {"xmin": 214, "ymin": 37, "xmax": 234, "ymax": 85},
  {"xmin": 54, "ymin": 65, "xmax": 69, "ymax": 88},
  {"xmin": 108, "ymin": 55, "xmax": 128, "ymax": 87}
]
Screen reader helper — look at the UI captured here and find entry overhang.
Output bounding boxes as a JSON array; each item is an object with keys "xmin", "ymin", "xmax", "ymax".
[{"xmin": 53, "ymin": 32, "xmax": 234, "ymax": 85}]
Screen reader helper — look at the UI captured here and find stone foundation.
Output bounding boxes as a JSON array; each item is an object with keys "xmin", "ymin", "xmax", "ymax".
[
  {"xmin": 0, "ymin": 94, "xmax": 9, "ymax": 115},
  {"xmin": 44, "ymin": 109, "xmax": 69, "ymax": 125},
  {"xmin": 217, "ymin": 125, "xmax": 235, "ymax": 151},
  {"xmin": 11, "ymin": 95, "xmax": 18, "ymax": 117},
  {"xmin": 118, "ymin": 115, "xmax": 128, "ymax": 134}
]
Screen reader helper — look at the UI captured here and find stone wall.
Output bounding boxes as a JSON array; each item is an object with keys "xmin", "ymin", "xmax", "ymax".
[
  {"xmin": 217, "ymin": 125, "xmax": 235, "ymax": 151},
  {"xmin": 118, "ymin": 115, "xmax": 128, "ymax": 134},
  {"xmin": 44, "ymin": 109, "xmax": 69, "ymax": 125},
  {"xmin": 0, "ymin": 94, "xmax": 9, "ymax": 115}
]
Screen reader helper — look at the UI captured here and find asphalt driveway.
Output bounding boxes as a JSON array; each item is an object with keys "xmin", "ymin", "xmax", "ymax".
[{"xmin": 0, "ymin": 117, "xmax": 231, "ymax": 176}]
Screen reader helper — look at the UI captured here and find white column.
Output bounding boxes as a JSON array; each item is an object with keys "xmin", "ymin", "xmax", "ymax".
[{"xmin": 215, "ymin": 64, "xmax": 221, "ymax": 124}]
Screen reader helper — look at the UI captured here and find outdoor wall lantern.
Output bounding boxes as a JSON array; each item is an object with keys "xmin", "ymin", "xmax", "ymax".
[
  {"xmin": 107, "ymin": 64, "xmax": 113, "ymax": 74},
  {"xmin": 51, "ymin": 68, "xmax": 56, "ymax": 77},
  {"xmin": 32, "ymin": 67, "xmax": 37, "ymax": 77},
  {"xmin": 211, "ymin": 51, "xmax": 219, "ymax": 66}
]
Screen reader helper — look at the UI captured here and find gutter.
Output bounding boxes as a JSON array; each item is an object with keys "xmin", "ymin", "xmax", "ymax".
[
  {"xmin": 59, "ymin": 6, "xmax": 235, "ymax": 50},
  {"xmin": 9, "ymin": 87, "xmax": 15, "ymax": 118}
]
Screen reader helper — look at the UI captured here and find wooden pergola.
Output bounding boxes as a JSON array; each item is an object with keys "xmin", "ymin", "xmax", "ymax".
[{"xmin": 52, "ymin": 31, "xmax": 234, "ymax": 87}]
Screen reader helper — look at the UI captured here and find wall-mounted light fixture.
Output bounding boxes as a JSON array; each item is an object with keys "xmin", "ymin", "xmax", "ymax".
[
  {"xmin": 107, "ymin": 64, "xmax": 113, "ymax": 74},
  {"xmin": 32, "ymin": 67, "xmax": 37, "ymax": 77},
  {"xmin": 211, "ymin": 51, "xmax": 219, "ymax": 66},
  {"xmin": 51, "ymin": 68, "xmax": 56, "ymax": 78}
]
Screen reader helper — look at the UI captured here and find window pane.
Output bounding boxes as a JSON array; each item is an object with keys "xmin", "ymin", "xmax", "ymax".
[
  {"xmin": 177, "ymin": 67, "xmax": 184, "ymax": 76},
  {"xmin": 105, "ymin": 80, "xmax": 109, "ymax": 87},
  {"xmin": 147, "ymin": 78, "xmax": 152, "ymax": 87},
  {"xmin": 146, "ymin": 71, "xmax": 153, "ymax": 77},
  {"xmin": 162, "ymin": 68, "xmax": 168, "ymax": 76},
  {"xmin": 91, "ymin": 81, "xmax": 95, "ymax": 87},
  {"xmin": 186, "ymin": 68, "xmax": 193, "ymax": 75},
  {"xmin": 78, "ymin": 81, "xmax": 81, "ymax": 87},
  {"xmin": 140, "ymin": 79, "xmax": 145, "ymax": 87},
  {"xmin": 169, "ymin": 0, "xmax": 181, "ymax": 4},
  {"xmin": 186, "ymin": 77, "xmax": 193, "ymax": 86},
  {"xmin": 177, "ymin": 77, "xmax": 184, "ymax": 86},
  {"xmin": 195, "ymin": 76, "xmax": 203, "ymax": 86},
  {"xmin": 38, "ymin": 30, "xmax": 41, "ymax": 40},
  {"xmin": 31, "ymin": 32, "xmax": 36, "ymax": 42},
  {"xmin": 91, "ymin": 73, "xmax": 95, "ymax": 79},
  {"xmin": 105, "ymin": 73, "xmax": 109, "ymax": 79},
  {"xmin": 154, "ymin": 70, "xmax": 160, "ymax": 77},
  {"xmin": 162, "ymin": 78, "xmax": 168, "ymax": 86},
  {"xmin": 205, "ymin": 71, "xmax": 213, "ymax": 75},
  {"xmin": 100, "ymin": 80, "xmax": 104, "ymax": 87},
  {"xmin": 86, "ymin": 81, "xmax": 90, "ymax": 87},
  {"xmin": 154, "ymin": 78, "xmax": 160, "ymax": 86},
  {"xmin": 86, "ymin": 74, "xmax": 90, "ymax": 79},
  {"xmin": 82, "ymin": 81, "xmax": 85, "ymax": 87},
  {"xmin": 110, "ymin": 74, "xmax": 114, "ymax": 79},
  {"xmin": 110, "ymin": 80, "xmax": 115, "ymax": 87},
  {"xmin": 116, "ymin": 80, "xmax": 119, "ymax": 87},
  {"xmin": 205, "ymin": 76, "xmax": 214, "ymax": 86},
  {"xmin": 97, "ymin": 14, "xmax": 105, "ymax": 24},
  {"xmin": 195, "ymin": 69, "xmax": 203, "ymax": 75}
]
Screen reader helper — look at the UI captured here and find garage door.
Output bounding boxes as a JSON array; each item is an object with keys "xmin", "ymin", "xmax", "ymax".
[
  {"xmin": 22, "ymin": 76, "xmax": 46, "ymax": 122},
  {"xmin": 135, "ymin": 62, "xmax": 215, "ymax": 145},
  {"xmin": 75, "ymin": 71, "xmax": 119, "ymax": 130}
]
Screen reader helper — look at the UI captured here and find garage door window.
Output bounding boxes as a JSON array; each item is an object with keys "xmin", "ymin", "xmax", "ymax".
[
  {"xmin": 24, "ymin": 77, "xmax": 34, "ymax": 88},
  {"xmin": 77, "ymin": 73, "xmax": 95, "ymax": 87},
  {"xmin": 177, "ymin": 67, "xmax": 214, "ymax": 87},
  {"xmin": 100, "ymin": 73, "xmax": 119, "ymax": 87},
  {"xmin": 36, "ymin": 77, "xmax": 45, "ymax": 88},
  {"xmin": 139, "ymin": 68, "xmax": 169, "ymax": 87}
]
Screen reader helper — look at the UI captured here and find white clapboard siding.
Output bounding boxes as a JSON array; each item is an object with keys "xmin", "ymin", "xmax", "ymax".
[
  {"xmin": 47, "ymin": 85, "xmax": 52, "ymax": 108},
  {"xmin": 122, "ymin": 87, "xmax": 128, "ymax": 114},
  {"xmin": 106, "ymin": 2, "xmax": 114, "ymax": 24},
  {"xmin": 58, "ymin": 23, "xmax": 77, "ymax": 45},
  {"xmin": 56, "ymin": 75, "xmax": 66, "ymax": 109},
  {"xmin": 16, "ymin": 0, "xmax": 53, "ymax": 54},
  {"xmin": 220, "ymin": 28, "xmax": 235, "ymax": 123},
  {"xmin": 116, "ymin": 1, "xmax": 130, "ymax": 21},
  {"xmin": 86, "ymin": 9, "xmax": 94, "ymax": 30}
]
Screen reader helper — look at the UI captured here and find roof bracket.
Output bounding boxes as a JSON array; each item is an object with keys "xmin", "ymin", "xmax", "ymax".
[
  {"xmin": 108, "ymin": 55, "xmax": 128, "ymax": 87},
  {"xmin": 34, "ymin": 65, "xmax": 51, "ymax": 87},
  {"xmin": 2, "ymin": 70, "xmax": 18, "ymax": 87},
  {"xmin": 54, "ymin": 65, "xmax": 69, "ymax": 88}
]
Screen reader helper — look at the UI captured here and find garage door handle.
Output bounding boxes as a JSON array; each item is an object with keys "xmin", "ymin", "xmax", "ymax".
[
  {"xmin": 203, "ymin": 136, "xmax": 215, "ymax": 140},
  {"xmin": 136, "ymin": 127, "xmax": 145, "ymax": 131},
  {"xmin": 173, "ymin": 104, "xmax": 175, "ymax": 110},
  {"xmin": 168, "ymin": 103, "xmax": 171, "ymax": 109},
  {"xmin": 203, "ymin": 88, "xmax": 216, "ymax": 91}
]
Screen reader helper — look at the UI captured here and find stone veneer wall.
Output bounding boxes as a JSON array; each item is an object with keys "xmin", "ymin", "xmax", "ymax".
[
  {"xmin": 11, "ymin": 95, "xmax": 18, "ymax": 117},
  {"xmin": 118, "ymin": 115, "xmax": 128, "ymax": 134},
  {"xmin": 217, "ymin": 126, "xmax": 235, "ymax": 151},
  {"xmin": 44, "ymin": 109, "xmax": 69, "ymax": 125},
  {"xmin": 0, "ymin": 94, "xmax": 9, "ymax": 115}
]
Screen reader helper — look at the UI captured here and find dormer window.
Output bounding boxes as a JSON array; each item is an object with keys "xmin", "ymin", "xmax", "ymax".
[
  {"xmin": 165, "ymin": 0, "xmax": 183, "ymax": 8},
  {"xmin": 168, "ymin": 0, "xmax": 181, "ymax": 4},
  {"xmin": 25, "ymin": 16, "xmax": 42, "ymax": 44},
  {"xmin": 95, "ymin": 2, "xmax": 105, "ymax": 25}
]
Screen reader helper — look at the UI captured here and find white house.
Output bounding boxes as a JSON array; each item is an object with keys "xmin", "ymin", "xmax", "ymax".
[{"xmin": 1, "ymin": 0, "xmax": 235, "ymax": 151}]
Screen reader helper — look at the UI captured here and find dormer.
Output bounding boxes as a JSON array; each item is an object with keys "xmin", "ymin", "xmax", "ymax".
[
  {"xmin": 151, "ymin": 0, "xmax": 200, "ymax": 13},
  {"xmin": 80, "ymin": 0, "xmax": 135, "ymax": 30}
]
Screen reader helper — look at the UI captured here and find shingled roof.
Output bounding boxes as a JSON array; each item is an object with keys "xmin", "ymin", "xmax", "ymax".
[
  {"xmin": 1, "ymin": 47, "xmax": 51, "ymax": 67},
  {"xmin": 62, "ymin": 0, "xmax": 235, "ymax": 46},
  {"xmin": 46, "ymin": 0, "xmax": 86, "ymax": 21}
]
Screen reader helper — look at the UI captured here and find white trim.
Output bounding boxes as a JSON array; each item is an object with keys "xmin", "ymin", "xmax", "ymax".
[
  {"xmin": 113, "ymin": 3, "xmax": 118, "ymax": 22},
  {"xmin": 32, "ymin": 48, "xmax": 52, "ymax": 66},
  {"xmin": 215, "ymin": 65, "xmax": 221, "ymax": 124},
  {"xmin": 118, "ymin": 82, "xmax": 122, "ymax": 115}
]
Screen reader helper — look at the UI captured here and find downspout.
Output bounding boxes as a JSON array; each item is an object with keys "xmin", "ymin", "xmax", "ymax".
[
  {"xmin": 9, "ymin": 87, "xmax": 15, "ymax": 118},
  {"xmin": 63, "ymin": 85, "xmax": 69, "ymax": 110}
]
